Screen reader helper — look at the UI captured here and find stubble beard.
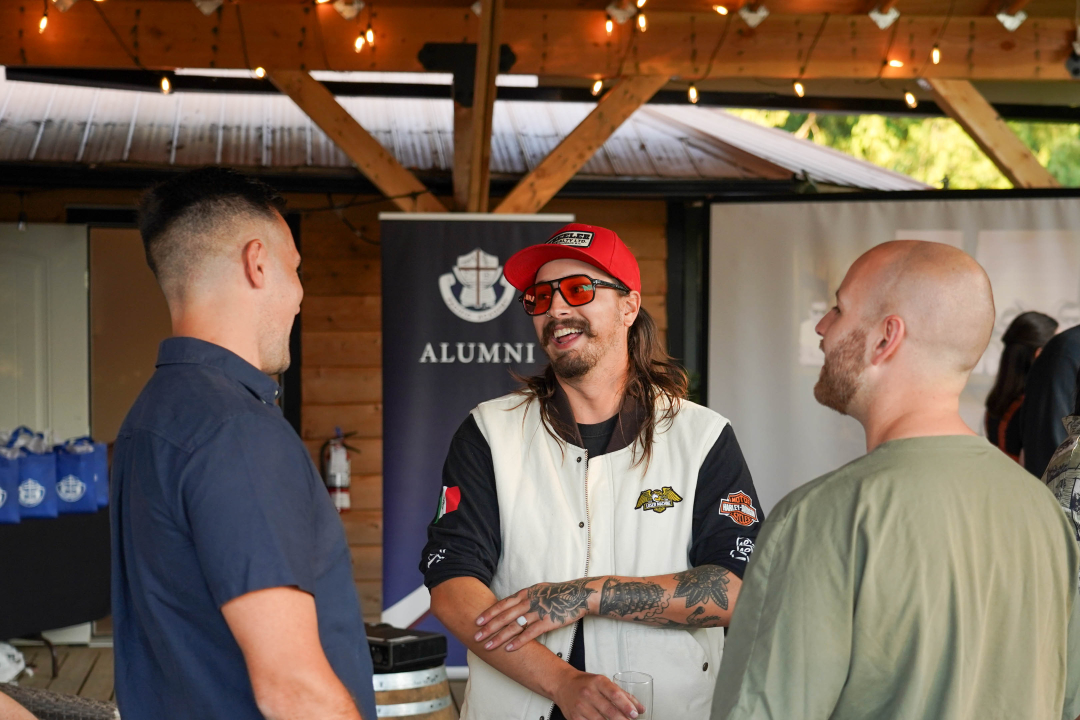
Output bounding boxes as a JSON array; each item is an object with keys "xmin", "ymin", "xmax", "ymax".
[
  {"xmin": 814, "ymin": 326, "xmax": 867, "ymax": 415},
  {"xmin": 542, "ymin": 318, "xmax": 607, "ymax": 380}
]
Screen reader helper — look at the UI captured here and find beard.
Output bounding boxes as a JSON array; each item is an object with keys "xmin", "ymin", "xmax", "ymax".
[
  {"xmin": 814, "ymin": 326, "xmax": 867, "ymax": 415},
  {"xmin": 541, "ymin": 317, "xmax": 605, "ymax": 380}
]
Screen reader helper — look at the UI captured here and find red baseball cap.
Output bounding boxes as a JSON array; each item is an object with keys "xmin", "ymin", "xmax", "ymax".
[{"xmin": 503, "ymin": 223, "xmax": 641, "ymax": 293}]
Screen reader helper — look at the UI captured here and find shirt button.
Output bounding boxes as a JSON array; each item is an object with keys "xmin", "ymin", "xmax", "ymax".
[
  {"xmin": 578, "ymin": 522, "xmax": 584, "ymax": 528},
  {"xmin": 557, "ymin": 652, "xmax": 563, "ymax": 658},
  {"xmin": 576, "ymin": 457, "xmax": 582, "ymax": 463},
  {"xmin": 703, "ymin": 662, "xmax": 709, "ymax": 671}
]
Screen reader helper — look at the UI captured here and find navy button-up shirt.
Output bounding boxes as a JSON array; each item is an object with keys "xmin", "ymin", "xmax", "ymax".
[{"xmin": 111, "ymin": 337, "xmax": 376, "ymax": 720}]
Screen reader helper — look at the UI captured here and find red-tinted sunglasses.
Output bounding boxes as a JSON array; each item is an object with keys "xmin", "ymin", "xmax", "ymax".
[{"xmin": 519, "ymin": 274, "xmax": 630, "ymax": 316}]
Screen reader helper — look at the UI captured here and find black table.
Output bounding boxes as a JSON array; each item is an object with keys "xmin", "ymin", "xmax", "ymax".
[{"xmin": 0, "ymin": 511, "xmax": 110, "ymax": 640}]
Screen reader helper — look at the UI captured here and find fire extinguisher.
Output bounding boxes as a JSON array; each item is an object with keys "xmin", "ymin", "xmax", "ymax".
[{"xmin": 320, "ymin": 427, "xmax": 359, "ymax": 513}]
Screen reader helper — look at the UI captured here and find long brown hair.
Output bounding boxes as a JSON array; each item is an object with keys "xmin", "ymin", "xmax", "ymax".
[
  {"xmin": 985, "ymin": 311, "xmax": 1058, "ymax": 417},
  {"xmin": 515, "ymin": 307, "xmax": 689, "ymax": 467}
]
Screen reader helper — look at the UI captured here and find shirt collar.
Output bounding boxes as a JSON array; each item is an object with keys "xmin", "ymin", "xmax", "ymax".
[
  {"xmin": 156, "ymin": 337, "xmax": 281, "ymax": 406},
  {"xmin": 549, "ymin": 381, "xmax": 646, "ymax": 454}
]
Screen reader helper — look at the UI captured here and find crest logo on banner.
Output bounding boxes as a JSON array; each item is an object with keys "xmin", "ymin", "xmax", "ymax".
[
  {"xmin": 438, "ymin": 248, "xmax": 516, "ymax": 323},
  {"xmin": 0, "ymin": 487, "xmax": 6, "ymax": 508},
  {"xmin": 57, "ymin": 475, "xmax": 86, "ymax": 502}
]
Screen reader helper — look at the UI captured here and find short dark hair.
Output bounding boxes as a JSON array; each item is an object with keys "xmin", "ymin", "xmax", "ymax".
[{"xmin": 138, "ymin": 167, "xmax": 286, "ymax": 295}]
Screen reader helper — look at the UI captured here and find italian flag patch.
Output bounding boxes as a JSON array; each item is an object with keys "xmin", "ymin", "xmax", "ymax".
[{"xmin": 436, "ymin": 486, "xmax": 461, "ymax": 522}]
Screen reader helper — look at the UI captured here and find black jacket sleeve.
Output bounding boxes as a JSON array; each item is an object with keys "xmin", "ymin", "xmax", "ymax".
[
  {"xmin": 419, "ymin": 415, "xmax": 502, "ymax": 590},
  {"xmin": 688, "ymin": 424, "xmax": 764, "ymax": 578},
  {"xmin": 1022, "ymin": 326, "xmax": 1080, "ymax": 478}
]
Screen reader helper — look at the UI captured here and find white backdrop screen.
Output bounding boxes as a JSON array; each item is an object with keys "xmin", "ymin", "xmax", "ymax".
[{"xmin": 708, "ymin": 196, "xmax": 1080, "ymax": 513}]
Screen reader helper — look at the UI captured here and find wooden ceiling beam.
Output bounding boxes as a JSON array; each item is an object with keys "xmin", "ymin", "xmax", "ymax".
[
  {"xmin": 495, "ymin": 75, "xmax": 669, "ymax": 215},
  {"xmin": 267, "ymin": 70, "xmax": 447, "ymax": 211},
  {"xmin": 926, "ymin": 78, "xmax": 1059, "ymax": 188},
  {"xmin": 2, "ymin": 5, "xmax": 1074, "ymax": 80},
  {"xmin": 466, "ymin": 0, "xmax": 503, "ymax": 213}
]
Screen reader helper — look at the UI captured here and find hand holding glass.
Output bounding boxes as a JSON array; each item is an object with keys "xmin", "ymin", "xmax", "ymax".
[{"xmin": 613, "ymin": 671, "xmax": 652, "ymax": 720}]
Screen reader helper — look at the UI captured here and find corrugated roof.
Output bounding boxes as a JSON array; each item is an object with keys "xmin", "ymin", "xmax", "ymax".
[{"xmin": 0, "ymin": 76, "xmax": 928, "ymax": 191}]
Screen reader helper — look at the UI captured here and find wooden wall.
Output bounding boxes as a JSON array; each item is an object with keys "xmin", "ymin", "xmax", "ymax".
[{"xmin": 0, "ymin": 187, "xmax": 668, "ymax": 623}]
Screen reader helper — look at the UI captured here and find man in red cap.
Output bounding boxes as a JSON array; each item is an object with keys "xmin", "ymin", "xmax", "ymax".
[{"xmin": 420, "ymin": 224, "xmax": 763, "ymax": 720}]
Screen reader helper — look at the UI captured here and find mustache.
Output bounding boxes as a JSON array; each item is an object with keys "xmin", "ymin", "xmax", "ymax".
[{"xmin": 542, "ymin": 317, "xmax": 592, "ymax": 345}]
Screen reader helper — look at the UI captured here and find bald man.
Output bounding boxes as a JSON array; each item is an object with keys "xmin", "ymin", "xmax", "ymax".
[{"xmin": 711, "ymin": 241, "xmax": 1080, "ymax": 720}]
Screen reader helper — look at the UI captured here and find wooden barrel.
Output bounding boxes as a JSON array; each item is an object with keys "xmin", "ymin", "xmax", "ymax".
[{"xmin": 373, "ymin": 665, "xmax": 458, "ymax": 719}]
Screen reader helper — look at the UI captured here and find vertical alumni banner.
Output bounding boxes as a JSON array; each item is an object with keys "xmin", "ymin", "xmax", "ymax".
[{"xmin": 379, "ymin": 213, "xmax": 573, "ymax": 669}]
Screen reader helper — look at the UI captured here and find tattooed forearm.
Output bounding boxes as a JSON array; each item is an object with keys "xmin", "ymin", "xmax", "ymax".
[
  {"xmin": 526, "ymin": 577, "xmax": 598, "ymax": 624},
  {"xmin": 672, "ymin": 566, "xmax": 731, "ymax": 611},
  {"xmin": 634, "ymin": 606, "xmax": 723, "ymax": 629},
  {"xmin": 598, "ymin": 577, "xmax": 670, "ymax": 620}
]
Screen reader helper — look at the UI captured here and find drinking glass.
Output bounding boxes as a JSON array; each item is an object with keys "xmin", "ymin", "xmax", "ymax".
[{"xmin": 613, "ymin": 671, "xmax": 652, "ymax": 720}]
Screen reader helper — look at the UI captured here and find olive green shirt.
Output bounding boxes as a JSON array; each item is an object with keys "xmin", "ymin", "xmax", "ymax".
[{"xmin": 712, "ymin": 435, "xmax": 1080, "ymax": 720}]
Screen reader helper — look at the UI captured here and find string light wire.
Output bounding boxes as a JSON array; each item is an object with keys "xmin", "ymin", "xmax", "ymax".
[{"xmin": 791, "ymin": 14, "xmax": 830, "ymax": 99}]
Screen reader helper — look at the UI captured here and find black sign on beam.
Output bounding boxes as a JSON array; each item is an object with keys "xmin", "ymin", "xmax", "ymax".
[{"xmin": 417, "ymin": 43, "xmax": 517, "ymax": 107}]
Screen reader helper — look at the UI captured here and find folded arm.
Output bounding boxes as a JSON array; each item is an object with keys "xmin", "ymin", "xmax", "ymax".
[
  {"xmin": 476, "ymin": 565, "xmax": 742, "ymax": 651},
  {"xmin": 431, "ymin": 576, "xmax": 643, "ymax": 720}
]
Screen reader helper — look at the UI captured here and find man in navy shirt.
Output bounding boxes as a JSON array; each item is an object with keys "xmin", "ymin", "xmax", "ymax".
[{"xmin": 112, "ymin": 167, "xmax": 376, "ymax": 720}]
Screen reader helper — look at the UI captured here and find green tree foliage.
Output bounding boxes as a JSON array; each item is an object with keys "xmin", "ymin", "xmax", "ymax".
[{"xmin": 728, "ymin": 109, "xmax": 1080, "ymax": 189}]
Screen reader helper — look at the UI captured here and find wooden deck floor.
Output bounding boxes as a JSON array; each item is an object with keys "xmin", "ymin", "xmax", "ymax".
[
  {"xmin": 15, "ymin": 645, "xmax": 466, "ymax": 711},
  {"xmin": 17, "ymin": 646, "xmax": 114, "ymax": 703}
]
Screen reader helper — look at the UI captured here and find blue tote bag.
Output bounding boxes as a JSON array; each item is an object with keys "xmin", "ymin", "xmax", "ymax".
[
  {"xmin": 0, "ymin": 451, "xmax": 19, "ymax": 524},
  {"xmin": 18, "ymin": 450, "xmax": 58, "ymax": 519},
  {"xmin": 55, "ymin": 440, "xmax": 100, "ymax": 514}
]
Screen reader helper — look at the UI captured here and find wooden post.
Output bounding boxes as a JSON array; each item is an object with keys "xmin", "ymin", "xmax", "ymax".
[
  {"xmin": 494, "ymin": 75, "xmax": 669, "ymax": 215},
  {"xmin": 926, "ymin": 78, "xmax": 1059, "ymax": 189},
  {"xmin": 453, "ymin": 103, "xmax": 473, "ymax": 211},
  {"xmin": 267, "ymin": 69, "xmax": 447, "ymax": 212},
  {"xmin": 466, "ymin": 0, "xmax": 504, "ymax": 213}
]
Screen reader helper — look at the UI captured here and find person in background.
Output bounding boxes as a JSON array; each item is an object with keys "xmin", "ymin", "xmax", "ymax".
[
  {"xmin": 1022, "ymin": 323, "xmax": 1080, "ymax": 478},
  {"xmin": 985, "ymin": 311, "xmax": 1058, "ymax": 462},
  {"xmin": 112, "ymin": 168, "xmax": 376, "ymax": 720},
  {"xmin": 421, "ymin": 224, "xmax": 764, "ymax": 720},
  {"xmin": 711, "ymin": 241, "xmax": 1080, "ymax": 720},
  {"xmin": 1044, "ymin": 366, "xmax": 1080, "ymax": 578}
]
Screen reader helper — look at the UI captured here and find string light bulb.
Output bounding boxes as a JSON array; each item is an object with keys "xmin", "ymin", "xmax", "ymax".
[
  {"xmin": 160, "ymin": 77, "xmax": 172, "ymax": 94},
  {"xmin": 688, "ymin": 84, "xmax": 699, "ymax": 104},
  {"xmin": 713, "ymin": 4, "xmax": 729, "ymax": 13},
  {"xmin": 254, "ymin": 67, "xmax": 266, "ymax": 79},
  {"xmin": 38, "ymin": 0, "xmax": 47, "ymax": 34},
  {"xmin": 354, "ymin": 35, "xmax": 366, "ymax": 52},
  {"xmin": 365, "ymin": 24, "xmax": 374, "ymax": 45},
  {"xmin": 591, "ymin": 79, "xmax": 604, "ymax": 96},
  {"xmin": 316, "ymin": 0, "xmax": 332, "ymax": 3},
  {"xmin": 931, "ymin": 44, "xmax": 941, "ymax": 65},
  {"xmin": 605, "ymin": 13, "xmax": 613, "ymax": 33},
  {"xmin": 636, "ymin": 0, "xmax": 647, "ymax": 7},
  {"xmin": 793, "ymin": 80, "xmax": 805, "ymax": 97},
  {"xmin": 904, "ymin": 90, "xmax": 918, "ymax": 108},
  {"xmin": 887, "ymin": 59, "xmax": 904, "ymax": 68},
  {"xmin": 637, "ymin": 12, "xmax": 647, "ymax": 31}
]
